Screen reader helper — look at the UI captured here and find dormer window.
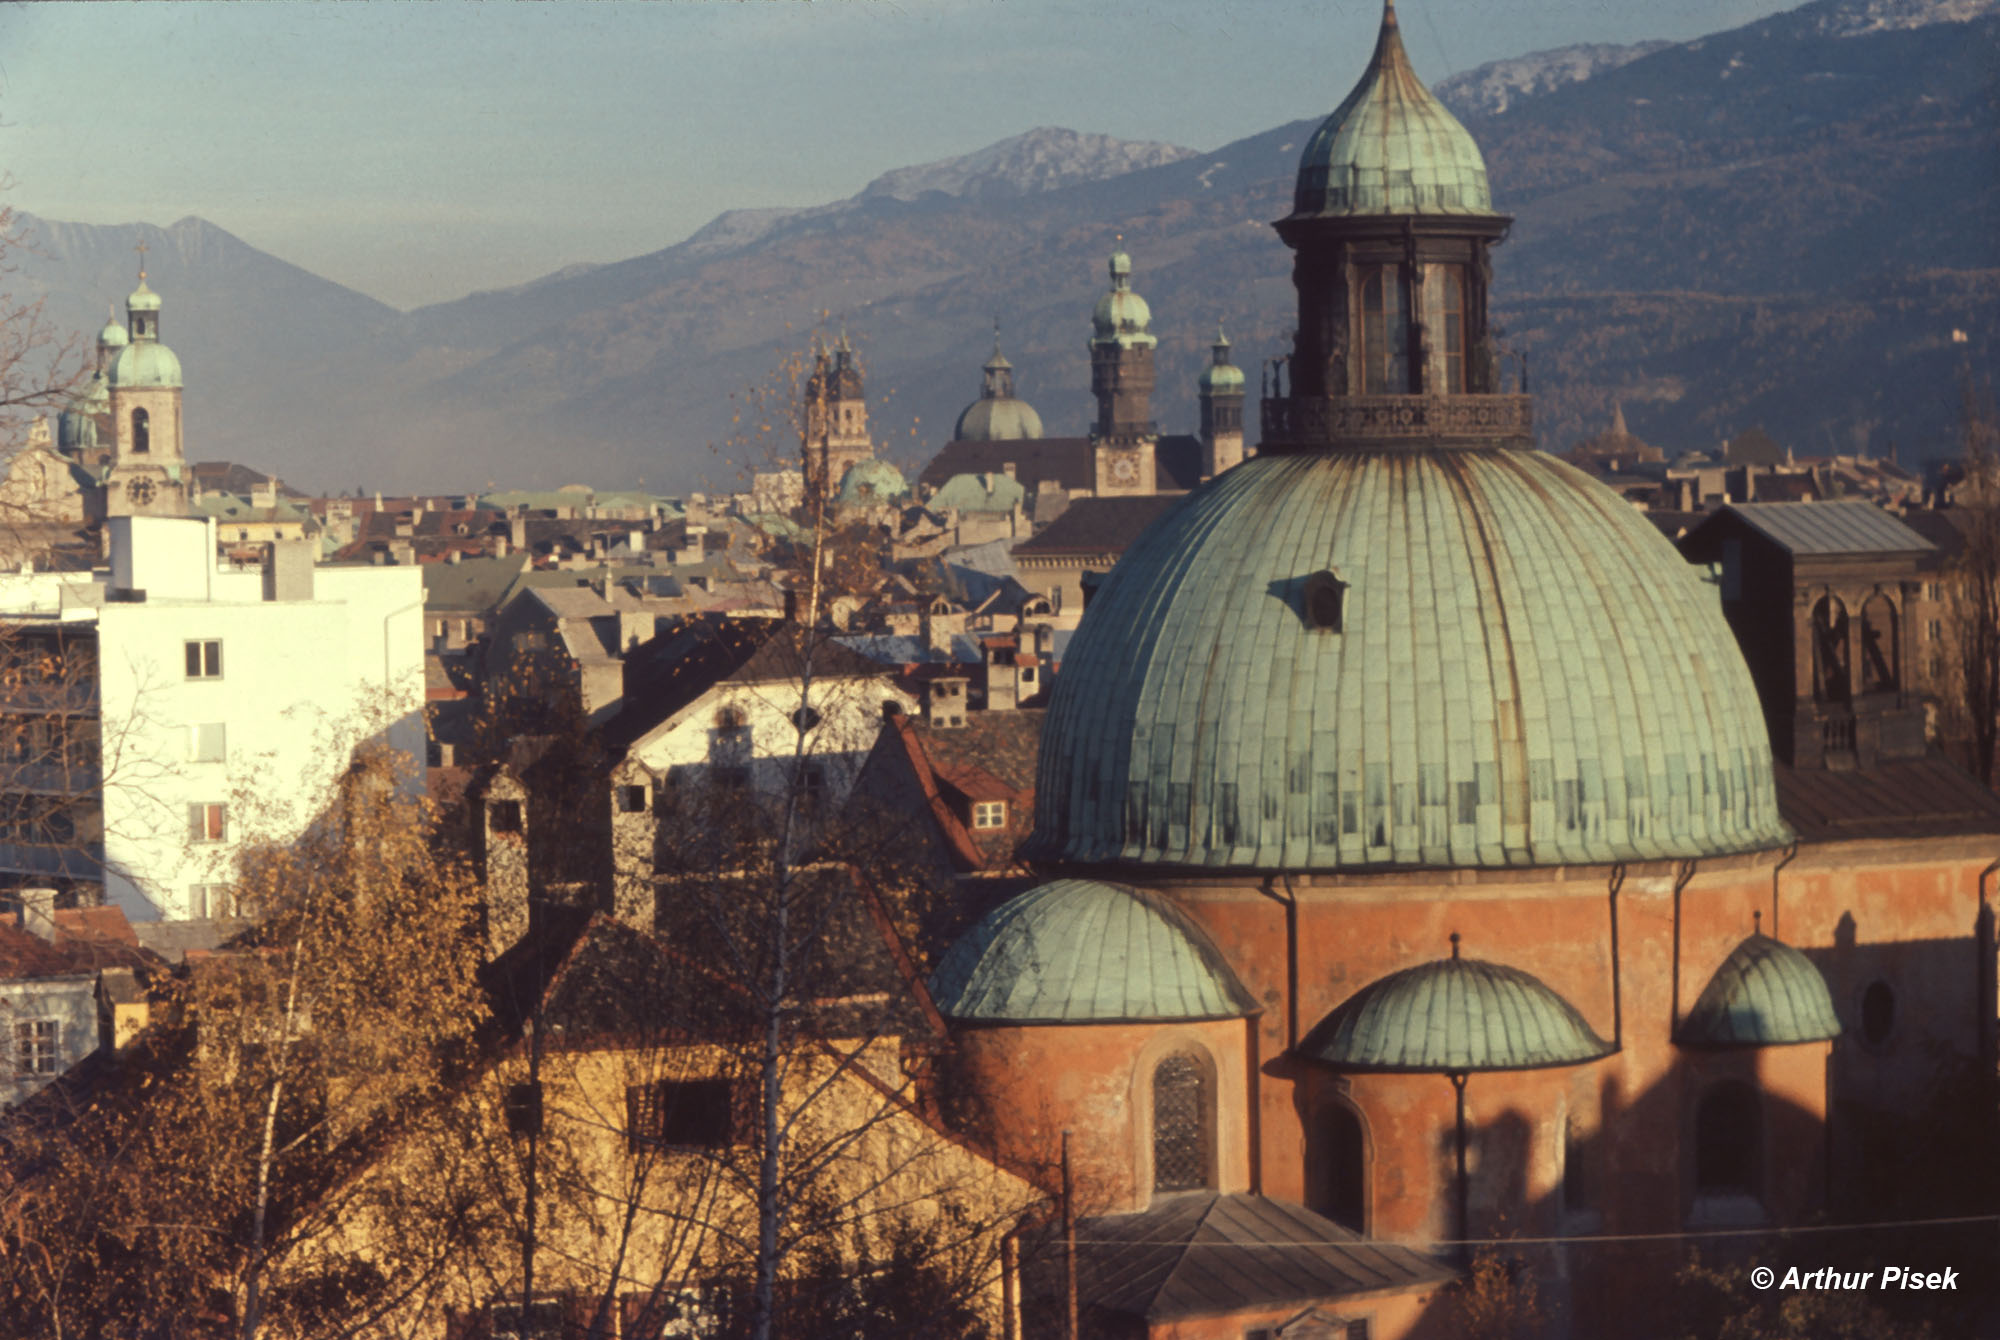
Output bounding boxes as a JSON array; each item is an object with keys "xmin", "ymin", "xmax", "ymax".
[
  {"xmin": 972, "ymin": 800, "xmax": 1007, "ymax": 830},
  {"xmin": 1302, "ymin": 570, "xmax": 1348, "ymax": 633}
]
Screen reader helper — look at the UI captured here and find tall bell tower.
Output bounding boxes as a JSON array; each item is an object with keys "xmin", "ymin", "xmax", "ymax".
[
  {"xmin": 104, "ymin": 246, "xmax": 189, "ymax": 519},
  {"xmin": 1088, "ymin": 249, "xmax": 1159, "ymax": 495}
]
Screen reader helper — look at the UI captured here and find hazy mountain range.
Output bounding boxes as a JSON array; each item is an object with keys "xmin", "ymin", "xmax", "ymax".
[{"xmin": 11, "ymin": 0, "xmax": 1997, "ymax": 494}]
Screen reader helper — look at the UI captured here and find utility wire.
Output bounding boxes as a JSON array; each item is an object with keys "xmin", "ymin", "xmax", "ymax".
[{"xmin": 1070, "ymin": 1211, "xmax": 2000, "ymax": 1251}]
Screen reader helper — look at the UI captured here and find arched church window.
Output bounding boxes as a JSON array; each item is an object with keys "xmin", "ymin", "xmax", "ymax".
[
  {"xmin": 1152, "ymin": 1051, "xmax": 1211, "ymax": 1194},
  {"xmin": 1358, "ymin": 267, "xmax": 1409, "ymax": 395},
  {"xmin": 131, "ymin": 408, "xmax": 150, "ymax": 455},
  {"xmin": 1694, "ymin": 1081, "xmax": 1760, "ymax": 1197},
  {"xmin": 1311, "ymin": 1101, "xmax": 1367, "ymax": 1232},
  {"xmin": 1860, "ymin": 592, "xmax": 1899, "ymax": 695},
  {"xmin": 1810, "ymin": 596, "xmax": 1851, "ymax": 704}
]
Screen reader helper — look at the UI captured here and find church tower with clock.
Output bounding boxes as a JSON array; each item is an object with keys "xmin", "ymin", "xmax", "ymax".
[
  {"xmin": 1088, "ymin": 248, "xmax": 1159, "ymax": 496},
  {"xmin": 103, "ymin": 256, "xmax": 189, "ymax": 520}
]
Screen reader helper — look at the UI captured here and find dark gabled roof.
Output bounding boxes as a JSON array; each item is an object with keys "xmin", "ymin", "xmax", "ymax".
[
  {"xmin": 921, "ymin": 438, "xmax": 1096, "ymax": 493},
  {"xmin": 1069, "ymin": 1193, "xmax": 1454, "ymax": 1322},
  {"xmin": 1774, "ymin": 756, "xmax": 2000, "ymax": 843},
  {"xmin": 1012, "ymin": 494, "xmax": 1179, "ymax": 559},
  {"xmin": 1725, "ymin": 427, "xmax": 1789, "ymax": 468},
  {"xmin": 603, "ymin": 618, "xmax": 891, "ymax": 754},
  {"xmin": 1898, "ymin": 507, "xmax": 1975, "ymax": 565},
  {"xmin": 919, "ymin": 435, "xmax": 1206, "ymax": 496},
  {"xmin": 1711, "ymin": 501, "xmax": 1934, "ymax": 558},
  {"xmin": 423, "ymin": 552, "xmax": 534, "ymax": 614}
]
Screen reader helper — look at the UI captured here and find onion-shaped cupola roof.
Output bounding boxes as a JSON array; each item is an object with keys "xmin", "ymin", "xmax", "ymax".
[
  {"xmin": 928, "ymin": 878, "xmax": 1258, "ymax": 1024},
  {"xmin": 108, "ymin": 340, "xmax": 183, "ymax": 389},
  {"xmin": 1301, "ymin": 936, "xmax": 1613, "ymax": 1072},
  {"xmin": 1091, "ymin": 249, "xmax": 1156, "ymax": 350},
  {"xmin": 834, "ymin": 457, "xmax": 910, "ymax": 507},
  {"xmin": 126, "ymin": 275, "xmax": 163, "ymax": 314},
  {"xmin": 97, "ymin": 306, "xmax": 129, "ymax": 357},
  {"xmin": 1197, "ymin": 326, "xmax": 1244, "ymax": 395},
  {"xmin": 1030, "ymin": 449, "xmax": 1789, "ymax": 870},
  {"xmin": 58, "ymin": 372, "xmax": 111, "ymax": 453},
  {"xmin": 1292, "ymin": 1, "xmax": 1495, "ymax": 219},
  {"xmin": 1676, "ymin": 929, "xmax": 1841, "ymax": 1048},
  {"xmin": 954, "ymin": 331, "xmax": 1046, "ymax": 441}
]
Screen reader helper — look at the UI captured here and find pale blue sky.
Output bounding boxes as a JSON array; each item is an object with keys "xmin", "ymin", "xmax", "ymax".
[{"xmin": 1, "ymin": 0, "xmax": 1792, "ymax": 309}]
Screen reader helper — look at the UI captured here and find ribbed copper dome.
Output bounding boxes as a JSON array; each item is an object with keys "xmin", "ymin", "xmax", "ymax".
[
  {"xmin": 1030, "ymin": 450, "xmax": 1789, "ymax": 871},
  {"xmin": 1301, "ymin": 946, "xmax": 1613, "ymax": 1072}
]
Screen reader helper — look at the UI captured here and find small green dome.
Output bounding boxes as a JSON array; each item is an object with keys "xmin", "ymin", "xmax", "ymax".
[
  {"xmin": 1292, "ymin": 2, "xmax": 1495, "ymax": 219},
  {"xmin": 126, "ymin": 277, "xmax": 162, "ymax": 314},
  {"xmin": 929, "ymin": 879, "xmax": 1258, "ymax": 1024},
  {"xmin": 1031, "ymin": 450, "xmax": 1789, "ymax": 870},
  {"xmin": 929, "ymin": 470, "xmax": 1026, "ymax": 514},
  {"xmin": 108, "ymin": 340, "xmax": 183, "ymax": 389},
  {"xmin": 955, "ymin": 396, "xmax": 1045, "ymax": 442},
  {"xmin": 1677, "ymin": 933, "xmax": 1841, "ymax": 1048},
  {"xmin": 98, "ymin": 317, "xmax": 129, "ymax": 351},
  {"xmin": 1198, "ymin": 328, "xmax": 1245, "ymax": 394},
  {"xmin": 835, "ymin": 458, "xmax": 910, "ymax": 506},
  {"xmin": 1301, "ymin": 945, "xmax": 1613, "ymax": 1072},
  {"xmin": 1091, "ymin": 250, "xmax": 1156, "ymax": 350}
]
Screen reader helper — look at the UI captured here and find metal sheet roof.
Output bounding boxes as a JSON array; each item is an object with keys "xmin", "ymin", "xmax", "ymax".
[
  {"xmin": 1677, "ymin": 934, "xmax": 1841, "ymax": 1048},
  {"xmin": 1722, "ymin": 501, "xmax": 1934, "ymax": 557},
  {"xmin": 1299, "ymin": 950, "xmax": 1614, "ymax": 1072},
  {"xmin": 1068, "ymin": 1193, "xmax": 1455, "ymax": 1321},
  {"xmin": 1291, "ymin": 3, "xmax": 1494, "ymax": 218},
  {"xmin": 928, "ymin": 879, "xmax": 1257, "ymax": 1024},
  {"xmin": 1032, "ymin": 449, "xmax": 1790, "ymax": 871}
]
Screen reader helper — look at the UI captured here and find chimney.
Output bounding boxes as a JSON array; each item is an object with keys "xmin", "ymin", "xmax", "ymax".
[
  {"xmin": 18, "ymin": 887, "xmax": 56, "ymax": 941},
  {"xmin": 511, "ymin": 516, "xmax": 528, "ymax": 551}
]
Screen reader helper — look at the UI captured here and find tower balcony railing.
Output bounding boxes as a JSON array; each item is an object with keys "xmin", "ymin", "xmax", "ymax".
[{"xmin": 1260, "ymin": 394, "xmax": 1533, "ymax": 453}]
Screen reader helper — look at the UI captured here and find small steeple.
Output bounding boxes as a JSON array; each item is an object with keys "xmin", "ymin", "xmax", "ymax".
[
  {"xmin": 1611, "ymin": 400, "xmax": 1629, "ymax": 439},
  {"xmin": 981, "ymin": 322, "xmax": 1015, "ymax": 401}
]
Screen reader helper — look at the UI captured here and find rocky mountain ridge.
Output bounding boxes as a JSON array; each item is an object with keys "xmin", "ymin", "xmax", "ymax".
[{"xmin": 11, "ymin": 0, "xmax": 1996, "ymax": 492}]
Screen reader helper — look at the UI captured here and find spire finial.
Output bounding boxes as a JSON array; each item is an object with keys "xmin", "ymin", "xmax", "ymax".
[
  {"xmin": 1753, "ymin": 909, "xmax": 1762, "ymax": 935},
  {"xmin": 134, "ymin": 237, "xmax": 150, "ymax": 283},
  {"xmin": 1449, "ymin": 931, "xmax": 1461, "ymax": 959}
]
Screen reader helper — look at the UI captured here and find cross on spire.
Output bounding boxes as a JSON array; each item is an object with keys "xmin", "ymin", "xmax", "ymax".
[{"xmin": 134, "ymin": 237, "xmax": 149, "ymax": 280}]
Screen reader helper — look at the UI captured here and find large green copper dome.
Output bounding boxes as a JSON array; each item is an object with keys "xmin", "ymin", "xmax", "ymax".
[
  {"xmin": 1030, "ymin": 450, "xmax": 1789, "ymax": 870},
  {"xmin": 1292, "ymin": 1, "xmax": 1495, "ymax": 219}
]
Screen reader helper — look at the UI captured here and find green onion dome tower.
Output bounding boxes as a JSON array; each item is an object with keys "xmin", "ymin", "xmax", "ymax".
[{"xmin": 1028, "ymin": 0, "xmax": 1789, "ymax": 871}]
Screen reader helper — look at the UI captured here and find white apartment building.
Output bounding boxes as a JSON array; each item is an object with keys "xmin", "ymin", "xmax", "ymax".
[{"xmin": 0, "ymin": 515, "xmax": 424, "ymax": 921}]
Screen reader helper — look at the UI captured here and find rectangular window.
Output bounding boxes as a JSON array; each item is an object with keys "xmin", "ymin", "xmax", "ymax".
[
  {"xmin": 13, "ymin": 1019, "xmax": 58, "ymax": 1076},
  {"xmin": 188, "ymin": 884, "xmax": 233, "ymax": 918},
  {"xmin": 628, "ymin": 1078, "xmax": 735, "ymax": 1152},
  {"xmin": 188, "ymin": 803, "xmax": 228, "ymax": 843},
  {"xmin": 972, "ymin": 800, "xmax": 1008, "ymax": 830},
  {"xmin": 1358, "ymin": 265, "xmax": 1410, "ymax": 395},
  {"xmin": 1928, "ymin": 619, "xmax": 1943, "ymax": 643},
  {"xmin": 187, "ymin": 723, "xmax": 227, "ymax": 763},
  {"xmin": 184, "ymin": 640, "xmax": 222, "ymax": 680},
  {"xmin": 1431, "ymin": 263, "xmax": 1467, "ymax": 393}
]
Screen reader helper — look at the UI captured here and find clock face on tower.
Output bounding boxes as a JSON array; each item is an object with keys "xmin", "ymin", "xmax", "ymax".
[
  {"xmin": 1110, "ymin": 454, "xmax": 1139, "ymax": 485},
  {"xmin": 126, "ymin": 478, "xmax": 156, "ymax": 506}
]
